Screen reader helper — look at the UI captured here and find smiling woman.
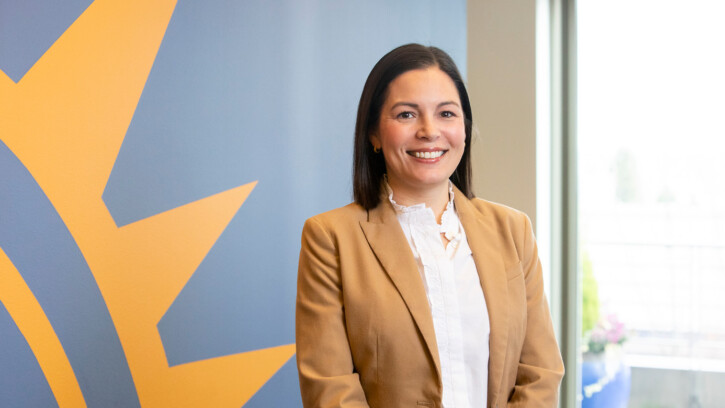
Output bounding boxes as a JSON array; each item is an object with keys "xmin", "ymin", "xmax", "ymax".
[
  {"xmin": 295, "ymin": 44, "xmax": 564, "ymax": 408},
  {"xmin": 371, "ymin": 67, "xmax": 466, "ymax": 220}
]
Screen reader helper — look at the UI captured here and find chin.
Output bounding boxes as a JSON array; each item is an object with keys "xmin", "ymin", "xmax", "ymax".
[{"xmin": 412, "ymin": 177, "xmax": 451, "ymax": 189}]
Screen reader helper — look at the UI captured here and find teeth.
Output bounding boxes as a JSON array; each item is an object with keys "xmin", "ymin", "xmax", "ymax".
[{"xmin": 413, "ymin": 151, "xmax": 444, "ymax": 159}]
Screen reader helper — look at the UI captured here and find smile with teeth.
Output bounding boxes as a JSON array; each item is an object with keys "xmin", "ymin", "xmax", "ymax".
[{"xmin": 409, "ymin": 150, "xmax": 445, "ymax": 159}]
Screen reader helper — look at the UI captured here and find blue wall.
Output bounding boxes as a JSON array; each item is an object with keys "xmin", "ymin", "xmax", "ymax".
[{"xmin": 0, "ymin": 1, "xmax": 466, "ymax": 405}]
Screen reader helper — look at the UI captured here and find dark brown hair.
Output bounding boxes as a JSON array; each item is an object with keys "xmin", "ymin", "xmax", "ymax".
[{"xmin": 353, "ymin": 43, "xmax": 474, "ymax": 210}]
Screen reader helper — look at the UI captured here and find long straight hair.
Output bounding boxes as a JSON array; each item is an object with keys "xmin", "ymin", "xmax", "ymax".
[{"xmin": 352, "ymin": 44, "xmax": 474, "ymax": 210}]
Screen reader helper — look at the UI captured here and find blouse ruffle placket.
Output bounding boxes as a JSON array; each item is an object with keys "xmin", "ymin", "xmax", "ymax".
[{"xmin": 388, "ymin": 185, "xmax": 472, "ymax": 408}]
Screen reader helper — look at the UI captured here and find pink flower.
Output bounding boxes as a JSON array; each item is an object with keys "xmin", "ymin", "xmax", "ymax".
[{"xmin": 585, "ymin": 314, "xmax": 627, "ymax": 354}]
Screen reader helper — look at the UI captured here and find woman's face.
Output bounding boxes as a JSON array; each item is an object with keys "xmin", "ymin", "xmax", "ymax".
[{"xmin": 371, "ymin": 67, "xmax": 465, "ymax": 197}]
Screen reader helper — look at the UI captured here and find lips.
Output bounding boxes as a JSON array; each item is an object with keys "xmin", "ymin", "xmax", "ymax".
[{"xmin": 407, "ymin": 150, "xmax": 446, "ymax": 159}]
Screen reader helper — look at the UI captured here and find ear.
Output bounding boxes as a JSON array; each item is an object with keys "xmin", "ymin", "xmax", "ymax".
[{"xmin": 369, "ymin": 132, "xmax": 381, "ymax": 150}]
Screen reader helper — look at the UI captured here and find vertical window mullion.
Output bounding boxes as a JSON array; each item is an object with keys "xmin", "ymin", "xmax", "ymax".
[{"xmin": 550, "ymin": 0, "xmax": 579, "ymax": 406}]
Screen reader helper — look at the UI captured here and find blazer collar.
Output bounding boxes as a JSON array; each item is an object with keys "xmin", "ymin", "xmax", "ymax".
[
  {"xmin": 360, "ymin": 186, "xmax": 509, "ymax": 404},
  {"xmin": 359, "ymin": 193, "xmax": 442, "ymax": 379}
]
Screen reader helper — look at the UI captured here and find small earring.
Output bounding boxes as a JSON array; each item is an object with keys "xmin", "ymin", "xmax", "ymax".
[{"xmin": 373, "ymin": 146, "xmax": 380, "ymax": 153}]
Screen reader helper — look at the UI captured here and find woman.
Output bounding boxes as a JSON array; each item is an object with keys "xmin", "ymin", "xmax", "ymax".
[{"xmin": 296, "ymin": 44, "xmax": 564, "ymax": 408}]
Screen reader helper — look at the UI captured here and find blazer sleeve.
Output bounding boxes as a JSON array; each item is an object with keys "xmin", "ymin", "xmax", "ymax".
[
  {"xmin": 508, "ymin": 213, "xmax": 565, "ymax": 407},
  {"xmin": 296, "ymin": 217, "xmax": 370, "ymax": 408}
]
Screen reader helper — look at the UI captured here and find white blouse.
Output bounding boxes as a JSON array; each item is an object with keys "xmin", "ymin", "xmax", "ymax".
[{"xmin": 386, "ymin": 182, "xmax": 490, "ymax": 408}]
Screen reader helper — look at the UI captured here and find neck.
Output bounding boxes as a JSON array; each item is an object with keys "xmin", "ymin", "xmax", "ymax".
[{"xmin": 387, "ymin": 179, "xmax": 450, "ymax": 223}]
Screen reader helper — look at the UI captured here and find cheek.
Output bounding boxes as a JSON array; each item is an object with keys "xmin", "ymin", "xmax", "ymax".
[
  {"xmin": 378, "ymin": 125, "xmax": 408, "ymax": 150},
  {"xmin": 454, "ymin": 133, "xmax": 466, "ymax": 147},
  {"xmin": 446, "ymin": 124, "xmax": 466, "ymax": 148}
]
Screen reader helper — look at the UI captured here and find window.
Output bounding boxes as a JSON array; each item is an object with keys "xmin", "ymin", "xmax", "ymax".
[{"xmin": 577, "ymin": 1, "xmax": 725, "ymax": 406}]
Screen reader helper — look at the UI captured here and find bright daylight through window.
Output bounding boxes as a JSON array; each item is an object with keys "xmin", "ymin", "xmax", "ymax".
[{"xmin": 577, "ymin": 1, "xmax": 725, "ymax": 406}]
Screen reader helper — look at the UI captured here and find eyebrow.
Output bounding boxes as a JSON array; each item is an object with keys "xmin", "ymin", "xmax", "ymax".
[{"xmin": 390, "ymin": 101, "xmax": 461, "ymax": 110}]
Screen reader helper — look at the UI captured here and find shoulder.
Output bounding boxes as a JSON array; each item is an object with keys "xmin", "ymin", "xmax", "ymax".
[
  {"xmin": 301, "ymin": 202, "xmax": 368, "ymax": 239},
  {"xmin": 468, "ymin": 197, "xmax": 531, "ymax": 230},
  {"xmin": 462, "ymin": 196, "xmax": 535, "ymax": 260},
  {"xmin": 469, "ymin": 196, "xmax": 525, "ymax": 217},
  {"xmin": 305, "ymin": 202, "xmax": 367, "ymax": 228},
  {"xmin": 453, "ymin": 186, "xmax": 530, "ymax": 234}
]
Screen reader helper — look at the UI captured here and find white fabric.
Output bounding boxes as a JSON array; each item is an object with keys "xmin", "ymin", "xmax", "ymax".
[{"xmin": 386, "ymin": 182, "xmax": 490, "ymax": 408}]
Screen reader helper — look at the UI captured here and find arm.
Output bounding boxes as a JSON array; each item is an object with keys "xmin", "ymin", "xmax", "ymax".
[
  {"xmin": 296, "ymin": 217, "xmax": 370, "ymax": 408},
  {"xmin": 508, "ymin": 213, "xmax": 565, "ymax": 407}
]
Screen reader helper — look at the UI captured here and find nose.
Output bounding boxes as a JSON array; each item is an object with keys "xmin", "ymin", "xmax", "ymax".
[{"xmin": 416, "ymin": 115, "xmax": 440, "ymax": 140}]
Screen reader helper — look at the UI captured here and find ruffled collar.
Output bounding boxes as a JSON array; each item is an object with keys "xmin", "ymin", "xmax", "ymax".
[{"xmin": 384, "ymin": 177, "xmax": 461, "ymax": 242}]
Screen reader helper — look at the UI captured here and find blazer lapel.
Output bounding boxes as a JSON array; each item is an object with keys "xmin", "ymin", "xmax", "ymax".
[
  {"xmin": 359, "ymin": 198, "xmax": 442, "ymax": 379},
  {"xmin": 454, "ymin": 189, "xmax": 509, "ymax": 405}
]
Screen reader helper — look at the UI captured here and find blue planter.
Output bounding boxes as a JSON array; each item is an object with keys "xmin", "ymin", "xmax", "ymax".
[{"xmin": 581, "ymin": 354, "xmax": 631, "ymax": 408}]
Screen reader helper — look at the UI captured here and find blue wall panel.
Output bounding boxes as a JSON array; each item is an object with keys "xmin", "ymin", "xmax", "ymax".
[{"xmin": 1, "ymin": 1, "xmax": 466, "ymax": 405}]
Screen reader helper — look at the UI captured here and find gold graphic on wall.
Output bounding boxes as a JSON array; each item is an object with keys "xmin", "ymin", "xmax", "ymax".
[{"xmin": 0, "ymin": 0, "xmax": 295, "ymax": 406}]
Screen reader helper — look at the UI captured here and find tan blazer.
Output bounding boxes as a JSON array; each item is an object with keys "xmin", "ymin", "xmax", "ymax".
[{"xmin": 296, "ymin": 187, "xmax": 564, "ymax": 408}]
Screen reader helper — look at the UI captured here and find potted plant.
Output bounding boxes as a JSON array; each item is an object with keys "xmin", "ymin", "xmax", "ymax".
[{"xmin": 581, "ymin": 254, "xmax": 631, "ymax": 408}]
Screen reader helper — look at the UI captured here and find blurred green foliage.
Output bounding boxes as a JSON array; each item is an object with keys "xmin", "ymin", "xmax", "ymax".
[{"xmin": 582, "ymin": 252, "xmax": 600, "ymax": 335}]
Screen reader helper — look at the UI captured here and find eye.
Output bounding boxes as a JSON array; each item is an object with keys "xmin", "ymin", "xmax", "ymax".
[
  {"xmin": 440, "ymin": 110, "xmax": 457, "ymax": 118},
  {"xmin": 396, "ymin": 111, "xmax": 415, "ymax": 119}
]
